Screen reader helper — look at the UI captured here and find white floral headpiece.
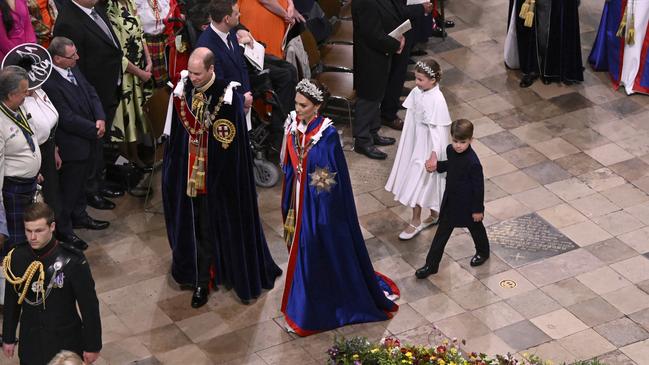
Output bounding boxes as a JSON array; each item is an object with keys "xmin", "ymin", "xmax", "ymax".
[
  {"xmin": 295, "ymin": 79, "xmax": 324, "ymax": 103},
  {"xmin": 415, "ymin": 61, "xmax": 440, "ymax": 80}
]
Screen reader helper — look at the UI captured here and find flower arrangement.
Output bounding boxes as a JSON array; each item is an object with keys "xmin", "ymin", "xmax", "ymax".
[{"xmin": 326, "ymin": 336, "xmax": 607, "ymax": 365}]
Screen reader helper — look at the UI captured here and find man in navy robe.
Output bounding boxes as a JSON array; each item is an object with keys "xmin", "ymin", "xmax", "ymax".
[
  {"xmin": 504, "ymin": 0, "xmax": 584, "ymax": 87},
  {"xmin": 162, "ymin": 47, "xmax": 281, "ymax": 307}
]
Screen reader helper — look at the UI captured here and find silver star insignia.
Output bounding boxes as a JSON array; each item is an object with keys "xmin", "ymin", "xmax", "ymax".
[{"xmin": 309, "ymin": 166, "xmax": 338, "ymax": 193}]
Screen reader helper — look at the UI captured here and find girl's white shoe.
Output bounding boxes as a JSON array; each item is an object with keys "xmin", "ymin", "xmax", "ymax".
[{"xmin": 399, "ymin": 224, "xmax": 423, "ymax": 240}]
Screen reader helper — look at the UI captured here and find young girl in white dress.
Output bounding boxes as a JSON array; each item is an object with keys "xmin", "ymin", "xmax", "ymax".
[{"xmin": 385, "ymin": 59, "xmax": 451, "ymax": 240}]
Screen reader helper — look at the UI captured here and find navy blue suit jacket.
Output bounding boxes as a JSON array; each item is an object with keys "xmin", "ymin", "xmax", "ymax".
[
  {"xmin": 196, "ymin": 27, "xmax": 251, "ymax": 93},
  {"xmin": 42, "ymin": 68, "xmax": 105, "ymax": 161},
  {"xmin": 436, "ymin": 144, "xmax": 485, "ymax": 227}
]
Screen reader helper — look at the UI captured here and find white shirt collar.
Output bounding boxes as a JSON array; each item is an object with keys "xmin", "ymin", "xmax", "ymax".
[
  {"xmin": 52, "ymin": 64, "xmax": 73, "ymax": 82},
  {"xmin": 72, "ymin": 0, "xmax": 94, "ymax": 16},
  {"xmin": 210, "ymin": 22, "xmax": 231, "ymax": 48}
]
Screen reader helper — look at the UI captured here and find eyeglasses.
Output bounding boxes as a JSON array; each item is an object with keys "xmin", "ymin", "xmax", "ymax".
[{"xmin": 59, "ymin": 51, "xmax": 78, "ymax": 59}]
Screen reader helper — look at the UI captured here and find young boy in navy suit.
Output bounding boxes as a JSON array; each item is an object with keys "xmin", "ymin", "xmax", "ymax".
[{"xmin": 416, "ymin": 119, "xmax": 490, "ymax": 278}]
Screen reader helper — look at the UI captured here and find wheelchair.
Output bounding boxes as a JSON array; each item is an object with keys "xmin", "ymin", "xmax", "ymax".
[{"xmin": 247, "ymin": 68, "xmax": 286, "ymax": 188}]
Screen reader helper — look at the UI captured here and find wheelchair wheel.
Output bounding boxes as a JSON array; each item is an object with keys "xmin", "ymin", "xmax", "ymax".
[{"xmin": 253, "ymin": 158, "xmax": 280, "ymax": 188}]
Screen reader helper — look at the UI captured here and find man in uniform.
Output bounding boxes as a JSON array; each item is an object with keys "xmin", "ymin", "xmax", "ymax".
[
  {"xmin": 162, "ymin": 47, "xmax": 281, "ymax": 308},
  {"xmin": 2, "ymin": 202, "xmax": 102, "ymax": 365}
]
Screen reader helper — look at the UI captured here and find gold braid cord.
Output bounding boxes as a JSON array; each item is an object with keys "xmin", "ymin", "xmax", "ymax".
[{"xmin": 2, "ymin": 249, "xmax": 46, "ymax": 306}]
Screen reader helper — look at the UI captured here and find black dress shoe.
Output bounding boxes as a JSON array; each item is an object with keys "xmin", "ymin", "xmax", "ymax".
[
  {"xmin": 372, "ymin": 134, "xmax": 396, "ymax": 146},
  {"xmin": 73, "ymin": 217, "xmax": 110, "ymax": 230},
  {"xmin": 354, "ymin": 144, "xmax": 387, "ymax": 160},
  {"xmin": 519, "ymin": 74, "xmax": 538, "ymax": 88},
  {"xmin": 415, "ymin": 264, "xmax": 438, "ymax": 279},
  {"xmin": 100, "ymin": 187, "xmax": 124, "ymax": 198},
  {"xmin": 59, "ymin": 233, "xmax": 89, "ymax": 250},
  {"xmin": 191, "ymin": 286, "xmax": 209, "ymax": 308},
  {"xmin": 444, "ymin": 20, "xmax": 455, "ymax": 28},
  {"xmin": 87, "ymin": 194, "xmax": 116, "ymax": 210},
  {"xmin": 431, "ymin": 27, "xmax": 447, "ymax": 38},
  {"xmin": 470, "ymin": 254, "xmax": 489, "ymax": 267},
  {"xmin": 382, "ymin": 117, "xmax": 404, "ymax": 131}
]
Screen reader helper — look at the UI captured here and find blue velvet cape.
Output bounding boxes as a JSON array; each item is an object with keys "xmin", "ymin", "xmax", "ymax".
[
  {"xmin": 588, "ymin": 0, "xmax": 649, "ymax": 93},
  {"xmin": 280, "ymin": 115, "xmax": 398, "ymax": 336},
  {"xmin": 162, "ymin": 79, "xmax": 282, "ymax": 301}
]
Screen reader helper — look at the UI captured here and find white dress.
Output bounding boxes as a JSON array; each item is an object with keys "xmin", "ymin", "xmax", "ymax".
[{"xmin": 385, "ymin": 85, "xmax": 451, "ymax": 210}]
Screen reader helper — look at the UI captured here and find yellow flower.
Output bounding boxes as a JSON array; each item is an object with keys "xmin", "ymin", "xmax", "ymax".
[
  {"xmin": 450, "ymin": 362, "xmax": 456, "ymax": 365},
  {"xmin": 406, "ymin": 352, "xmax": 413, "ymax": 358},
  {"xmin": 371, "ymin": 348, "xmax": 379, "ymax": 354},
  {"xmin": 438, "ymin": 359, "xmax": 446, "ymax": 365},
  {"xmin": 545, "ymin": 361, "xmax": 553, "ymax": 365},
  {"xmin": 352, "ymin": 354, "xmax": 359, "ymax": 360},
  {"xmin": 450, "ymin": 348, "xmax": 458, "ymax": 355}
]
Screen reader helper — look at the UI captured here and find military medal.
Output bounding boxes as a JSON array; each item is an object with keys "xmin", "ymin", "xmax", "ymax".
[
  {"xmin": 212, "ymin": 119, "xmax": 236, "ymax": 149},
  {"xmin": 31, "ymin": 281, "xmax": 43, "ymax": 293},
  {"xmin": 53, "ymin": 272, "xmax": 65, "ymax": 288}
]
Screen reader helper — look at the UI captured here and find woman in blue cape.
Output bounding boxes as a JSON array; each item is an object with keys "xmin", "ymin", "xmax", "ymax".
[
  {"xmin": 588, "ymin": 0, "xmax": 649, "ymax": 95},
  {"xmin": 280, "ymin": 79, "xmax": 399, "ymax": 336}
]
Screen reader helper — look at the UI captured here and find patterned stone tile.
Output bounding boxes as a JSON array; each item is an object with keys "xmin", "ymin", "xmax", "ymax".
[
  {"xmin": 518, "ymin": 249, "xmax": 605, "ymax": 287},
  {"xmin": 506, "ymin": 289, "xmax": 562, "ymax": 319},
  {"xmin": 555, "ymin": 152, "xmax": 605, "ymax": 176},
  {"xmin": 567, "ymin": 297, "xmax": 624, "ymax": 327},
  {"xmin": 559, "ymin": 328, "xmax": 617, "ymax": 361},
  {"xmin": 522, "ymin": 161, "xmax": 572, "ymax": 185},
  {"xmin": 595, "ymin": 318, "xmax": 649, "ymax": 348},
  {"xmin": 584, "ymin": 238, "xmax": 639, "ymax": 264},
  {"xmin": 531, "ymin": 308, "xmax": 589, "ymax": 340},
  {"xmin": 494, "ymin": 320, "xmax": 552, "ymax": 352},
  {"xmin": 487, "ymin": 213, "xmax": 578, "ymax": 267}
]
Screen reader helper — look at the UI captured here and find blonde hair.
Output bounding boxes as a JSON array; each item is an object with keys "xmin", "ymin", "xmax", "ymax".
[{"xmin": 47, "ymin": 351, "xmax": 84, "ymax": 365}]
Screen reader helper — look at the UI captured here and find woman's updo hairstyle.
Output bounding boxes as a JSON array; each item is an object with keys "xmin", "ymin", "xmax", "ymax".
[{"xmin": 295, "ymin": 78, "xmax": 331, "ymax": 111}]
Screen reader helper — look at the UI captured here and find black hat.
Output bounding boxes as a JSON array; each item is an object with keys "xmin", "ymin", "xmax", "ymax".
[{"xmin": 2, "ymin": 43, "xmax": 53, "ymax": 90}]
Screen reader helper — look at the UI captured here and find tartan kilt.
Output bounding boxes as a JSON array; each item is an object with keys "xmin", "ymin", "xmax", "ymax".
[
  {"xmin": 144, "ymin": 33, "xmax": 170, "ymax": 88},
  {"xmin": 2, "ymin": 176, "xmax": 37, "ymax": 256}
]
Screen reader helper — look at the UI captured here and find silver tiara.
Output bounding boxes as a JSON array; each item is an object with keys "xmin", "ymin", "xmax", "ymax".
[
  {"xmin": 416, "ymin": 61, "xmax": 440, "ymax": 79},
  {"xmin": 295, "ymin": 79, "xmax": 324, "ymax": 103}
]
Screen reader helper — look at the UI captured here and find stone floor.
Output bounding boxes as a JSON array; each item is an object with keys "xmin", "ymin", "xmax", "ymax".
[{"xmin": 3, "ymin": 0, "xmax": 649, "ymax": 364}]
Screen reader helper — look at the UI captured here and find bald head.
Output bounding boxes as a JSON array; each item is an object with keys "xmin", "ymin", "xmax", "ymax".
[
  {"xmin": 189, "ymin": 47, "xmax": 215, "ymax": 71},
  {"xmin": 187, "ymin": 47, "xmax": 215, "ymax": 88}
]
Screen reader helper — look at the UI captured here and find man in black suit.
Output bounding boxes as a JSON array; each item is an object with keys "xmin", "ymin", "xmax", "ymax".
[
  {"xmin": 380, "ymin": 1, "xmax": 432, "ymax": 131},
  {"xmin": 53, "ymin": 0, "xmax": 124, "ymax": 210},
  {"xmin": 352, "ymin": 0, "xmax": 406, "ymax": 160},
  {"xmin": 196, "ymin": 0, "xmax": 253, "ymax": 112},
  {"xmin": 42, "ymin": 37, "xmax": 110, "ymax": 251}
]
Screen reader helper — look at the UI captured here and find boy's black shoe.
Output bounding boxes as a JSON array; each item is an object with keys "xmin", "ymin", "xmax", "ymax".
[
  {"xmin": 191, "ymin": 286, "xmax": 209, "ymax": 308},
  {"xmin": 470, "ymin": 254, "xmax": 489, "ymax": 267},
  {"xmin": 415, "ymin": 264, "xmax": 438, "ymax": 279}
]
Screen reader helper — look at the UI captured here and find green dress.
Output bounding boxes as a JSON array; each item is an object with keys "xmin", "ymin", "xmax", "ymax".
[{"xmin": 107, "ymin": 0, "xmax": 153, "ymax": 142}]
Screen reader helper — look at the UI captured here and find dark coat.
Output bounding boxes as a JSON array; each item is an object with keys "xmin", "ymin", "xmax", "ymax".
[
  {"xmin": 437, "ymin": 144, "xmax": 485, "ymax": 227},
  {"xmin": 2, "ymin": 241, "xmax": 102, "ymax": 365},
  {"xmin": 161, "ymin": 78, "xmax": 281, "ymax": 301},
  {"xmin": 42, "ymin": 67, "xmax": 104, "ymax": 162},
  {"xmin": 195, "ymin": 27, "xmax": 251, "ymax": 94},
  {"xmin": 53, "ymin": 2, "xmax": 122, "ymax": 124},
  {"xmin": 352, "ymin": 0, "xmax": 405, "ymax": 101}
]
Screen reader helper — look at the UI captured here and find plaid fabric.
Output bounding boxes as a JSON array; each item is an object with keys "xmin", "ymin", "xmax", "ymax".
[
  {"xmin": 145, "ymin": 34, "xmax": 169, "ymax": 88},
  {"xmin": 2, "ymin": 177, "xmax": 37, "ymax": 256}
]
